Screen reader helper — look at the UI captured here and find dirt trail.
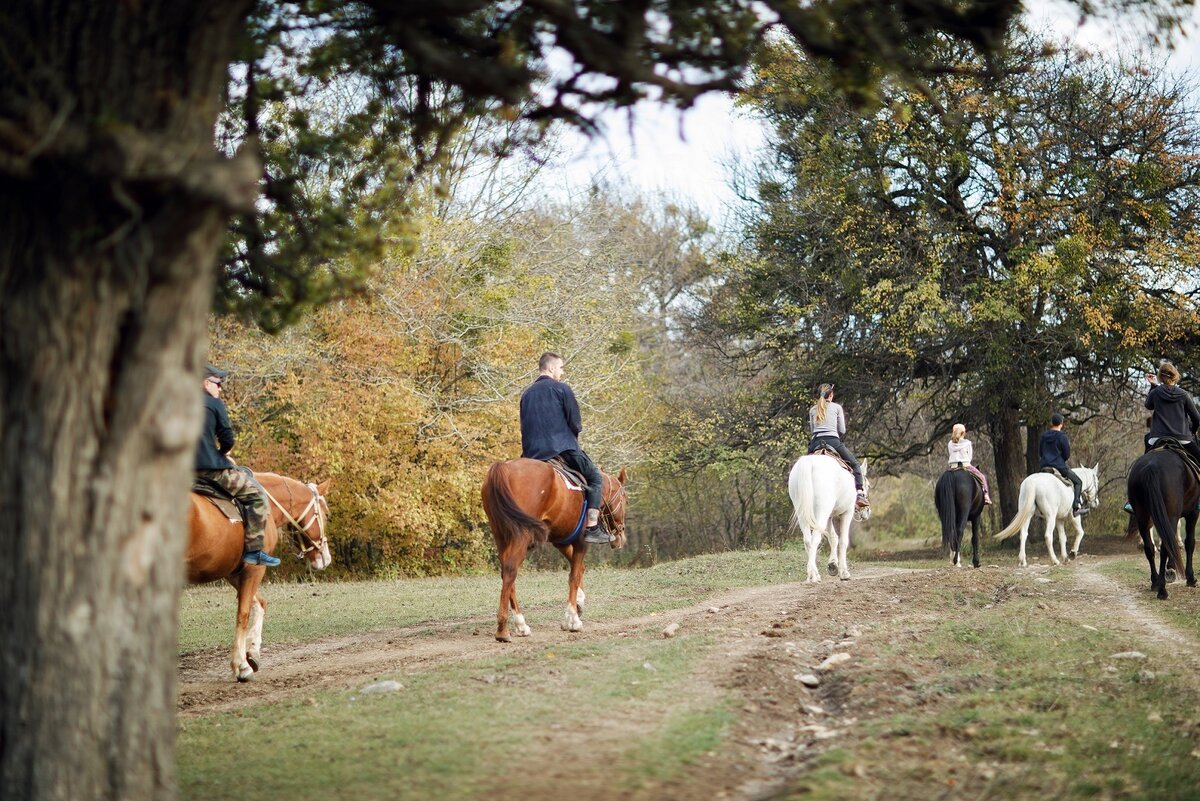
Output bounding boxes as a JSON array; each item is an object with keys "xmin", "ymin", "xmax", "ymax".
[
  {"xmin": 178, "ymin": 565, "xmax": 915, "ymax": 717},
  {"xmin": 178, "ymin": 552, "xmax": 1200, "ymax": 800}
]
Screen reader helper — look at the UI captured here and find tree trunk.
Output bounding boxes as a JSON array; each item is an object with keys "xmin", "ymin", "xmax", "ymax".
[
  {"xmin": 991, "ymin": 405, "xmax": 1027, "ymax": 525},
  {"xmin": 0, "ymin": 4, "xmax": 249, "ymax": 799},
  {"xmin": 1025, "ymin": 422, "xmax": 1041, "ymax": 476}
]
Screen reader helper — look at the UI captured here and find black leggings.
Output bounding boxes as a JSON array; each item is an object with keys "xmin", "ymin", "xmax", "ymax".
[{"xmin": 808, "ymin": 435, "xmax": 863, "ymax": 491}]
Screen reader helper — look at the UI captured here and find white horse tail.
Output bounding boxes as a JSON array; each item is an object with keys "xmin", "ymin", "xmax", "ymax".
[
  {"xmin": 993, "ymin": 480, "xmax": 1037, "ymax": 541},
  {"xmin": 789, "ymin": 457, "xmax": 821, "ymax": 533}
]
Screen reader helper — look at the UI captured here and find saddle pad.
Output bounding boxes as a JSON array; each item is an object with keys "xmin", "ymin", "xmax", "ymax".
[
  {"xmin": 813, "ymin": 446, "xmax": 853, "ymax": 475},
  {"xmin": 197, "ymin": 493, "xmax": 242, "ymax": 523},
  {"xmin": 1040, "ymin": 467, "xmax": 1072, "ymax": 486},
  {"xmin": 546, "ymin": 457, "xmax": 585, "ymax": 492}
]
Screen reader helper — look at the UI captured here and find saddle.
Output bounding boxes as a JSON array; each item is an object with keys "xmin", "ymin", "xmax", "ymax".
[
  {"xmin": 1149, "ymin": 438, "xmax": 1200, "ymax": 482},
  {"xmin": 545, "ymin": 456, "xmax": 587, "ymax": 492},
  {"xmin": 813, "ymin": 445, "xmax": 854, "ymax": 475},
  {"xmin": 192, "ymin": 477, "xmax": 244, "ymax": 524},
  {"xmin": 1040, "ymin": 467, "xmax": 1073, "ymax": 487},
  {"xmin": 949, "ymin": 462, "xmax": 986, "ymax": 490}
]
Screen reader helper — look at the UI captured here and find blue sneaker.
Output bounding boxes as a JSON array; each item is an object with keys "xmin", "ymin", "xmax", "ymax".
[{"xmin": 243, "ymin": 550, "xmax": 281, "ymax": 567}]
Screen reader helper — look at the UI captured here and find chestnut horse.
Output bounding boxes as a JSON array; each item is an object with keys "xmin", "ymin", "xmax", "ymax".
[
  {"xmin": 186, "ymin": 472, "xmax": 332, "ymax": 681},
  {"xmin": 482, "ymin": 458, "xmax": 627, "ymax": 642}
]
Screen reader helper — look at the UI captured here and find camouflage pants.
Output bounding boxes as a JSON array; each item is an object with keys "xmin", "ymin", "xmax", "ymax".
[{"xmin": 198, "ymin": 467, "xmax": 269, "ymax": 552}]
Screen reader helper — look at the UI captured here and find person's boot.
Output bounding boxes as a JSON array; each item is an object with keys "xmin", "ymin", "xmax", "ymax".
[
  {"xmin": 243, "ymin": 549, "xmax": 281, "ymax": 567},
  {"xmin": 855, "ymin": 490, "xmax": 870, "ymax": 508}
]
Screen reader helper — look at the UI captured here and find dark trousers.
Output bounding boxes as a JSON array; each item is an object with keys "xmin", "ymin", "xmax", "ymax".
[
  {"xmin": 1046, "ymin": 464, "xmax": 1082, "ymax": 510},
  {"xmin": 558, "ymin": 449, "xmax": 603, "ymax": 510},
  {"xmin": 808, "ymin": 435, "xmax": 863, "ymax": 491}
]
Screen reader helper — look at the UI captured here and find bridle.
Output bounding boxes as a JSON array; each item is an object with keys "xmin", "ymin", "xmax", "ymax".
[
  {"xmin": 601, "ymin": 480, "xmax": 628, "ymax": 537},
  {"xmin": 263, "ymin": 481, "xmax": 329, "ymax": 560}
]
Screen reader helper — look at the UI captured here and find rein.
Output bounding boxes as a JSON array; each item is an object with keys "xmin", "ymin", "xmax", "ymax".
[{"xmin": 262, "ymin": 481, "xmax": 328, "ymax": 560}]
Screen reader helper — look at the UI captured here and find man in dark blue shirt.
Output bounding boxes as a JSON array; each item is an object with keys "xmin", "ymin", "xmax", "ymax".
[
  {"xmin": 1038, "ymin": 413, "xmax": 1083, "ymax": 516},
  {"xmin": 519, "ymin": 352, "xmax": 612, "ymax": 544},
  {"xmin": 195, "ymin": 365, "xmax": 279, "ymax": 566}
]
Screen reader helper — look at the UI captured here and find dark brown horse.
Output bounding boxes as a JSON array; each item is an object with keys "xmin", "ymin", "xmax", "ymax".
[
  {"xmin": 482, "ymin": 458, "xmax": 627, "ymax": 642},
  {"xmin": 935, "ymin": 468, "xmax": 985, "ymax": 568},
  {"xmin": 1127, "ymin": 448, "xmax": 1196, "ymax": 599},
  {"xmin": 186, "ymin": 472, "xmax": 332, "ymax": 681}
]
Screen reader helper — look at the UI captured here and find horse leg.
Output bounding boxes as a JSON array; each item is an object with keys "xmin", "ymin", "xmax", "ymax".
[
  {"xmin": 825, "ymin": 522, "xmax": 838, "ymax": 576},
  {"xmin": 247, "ymin": 592, "xmax": 267, "ymax": 671},
  {"xmin": 1043, "ymin": 516, "xmax": 1060, "ymax": 566},
  {"xmin": 1185, "ymin": 514, "xmax": 1197, "ymax": 588},
  {"xmin": 562, "ymin": 545, "xmax": 585, "ymax": 632},
  {"xmin": 231, "ymin": 568, "xmax": 263, "ymax": 682},
  {"xmin": 1056, "ymin": 521, "xmax": 1069, "ymax": 564},
  {"xmin": 509, "ymin": 582, "xmax": 531, "ymax": 638},
  {"xmin": 496, "ymin": 534, "xmax": 530, "ymax": 643},
  {"xmin": 1017, "ymin": 519, "xmax": 1032, "ymax": 568},
  {"xmin": 970, "ymin": 518, "xmax": 981, "ymax": 569},
  {"xmin": 1157, "ymin": 542, "xmax": 1171, "ymax": 600},
  {"xmin": 576, "ymin": 585, "xmax": 587, "ymax": 618},
  {"xmin": 804, "ymin": 527, "xmax": 823, "ymax": 584},
  {"xmin": 836, "ymin": 514, "xmax": 852, "ymax": 581}
]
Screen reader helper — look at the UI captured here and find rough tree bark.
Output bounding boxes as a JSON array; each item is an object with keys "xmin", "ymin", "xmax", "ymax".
[
  {"xmin": 990, "ymin": 405, "xmax": 1027, "ymax": 525},
  {"xmin": 0, "ymin": 3, "xmax": 252, "ymax": 799}
]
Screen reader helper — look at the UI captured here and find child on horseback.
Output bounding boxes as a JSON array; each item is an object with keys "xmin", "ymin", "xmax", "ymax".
[
  {"xmin": 1039, "ymin": 413, "xmax": 1084, "ymax": 516},
  {"xmin": 807, "ymin": 383, "xmax": 869, "ymax": 508},
  {"xmin": 1124, "ymin": 361, "xmax": 1200, "ymax": 512},
  {"xmin": 948, "ymin": 423, "xmax": 992, "ymax": 505}
]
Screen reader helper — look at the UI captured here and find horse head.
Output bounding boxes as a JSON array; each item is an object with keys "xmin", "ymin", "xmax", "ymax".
[
  {"xmin": 1078, "ymin": 463, "xmax": 1100, "ymax": 510},
  {"xmin": 255, "ymin": 472, "xmax": 334, "ymax": 570},
  {"xmin": 602, "ymin": 467, "xmax": 629, "ymax": 550}
]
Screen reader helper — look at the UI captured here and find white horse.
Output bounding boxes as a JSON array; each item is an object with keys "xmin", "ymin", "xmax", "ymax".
[
  {"xmin": 993, "ymin": 465, "xmax": 1099, "ymax": 566},
  {"xmin": 788, "ymin": 453, "xmax": 869, "ymax": 582}
]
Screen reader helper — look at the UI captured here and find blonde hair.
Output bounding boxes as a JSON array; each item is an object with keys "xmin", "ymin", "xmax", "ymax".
[
  {"xmin": 1158, "ymin": 361, "xmax": 1180, "ymax": 385},
  {"xmin": 813, "ymin": 383, "xmax": 834, "ymax": 423},
  {"xmin": 951, "ymin": 423, "xmax": 966, "ymax": 442}
]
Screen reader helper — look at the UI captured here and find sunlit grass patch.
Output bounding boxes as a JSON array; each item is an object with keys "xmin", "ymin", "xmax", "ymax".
[{"xmin": 179, "ymin": 631, "xmax": 729, "ymax": 801}]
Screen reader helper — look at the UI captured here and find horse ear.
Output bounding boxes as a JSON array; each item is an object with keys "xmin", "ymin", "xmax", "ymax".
[
  {"xmin": 860, "ymin": 458, "xmax": 868, "ymax": 476},
  {"xmin": 1093, "ymin": 462, "xmax": 1099, "ymax": 475},
  {"xmin": 317, "ymin": 479, "xmax": 331, "ymax": 495},
  {"xmin": 617, "ymin": 467, "xmax": 627, "ymax": 485}
]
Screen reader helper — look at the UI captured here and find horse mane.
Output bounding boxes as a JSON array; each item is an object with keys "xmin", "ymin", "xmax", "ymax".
[{"xmin": 484, "ymin": 463, "xmax": 551, "ymax": 544}]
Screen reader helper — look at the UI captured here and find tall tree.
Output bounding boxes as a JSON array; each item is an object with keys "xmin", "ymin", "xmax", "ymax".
[
  {"xmin": 0, "ymin": 2, "xmax": 1192, "ymax": 799},
  {"xmin": 700, "ymin": 33, "xmax": 1200, "ymax": 518}
]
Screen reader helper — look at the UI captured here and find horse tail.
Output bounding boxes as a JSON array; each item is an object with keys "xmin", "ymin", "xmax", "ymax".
[
  {"xmin": 934, "ymin": 471, "xmax": 957, "ymax": 549},
  {"xmin": 1141, "ymin": 461, "xmax": 1185, "ymax": 574},
  {"xmin": 993, "ymin": 479, "xmax": 1037, "ymax": 541},
  {"xmin": 483, "ymin": 462, "xmax": 550, "ymax": 545},
  {"xmin": 788, "ymin": 458, "xmax": 821, "ymax": 533}
]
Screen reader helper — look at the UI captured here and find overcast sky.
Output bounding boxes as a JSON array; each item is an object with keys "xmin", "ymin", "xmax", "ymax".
[{"xmin": 535, "ymin": 2, "xmax": 1200, "ymax": 229}]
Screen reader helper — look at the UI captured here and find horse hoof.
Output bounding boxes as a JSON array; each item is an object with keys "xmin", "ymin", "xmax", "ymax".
[
  {"xmin": 247, "ymin": 654, "xmax": 260, "ymax": 673},
  {"xmin": 1166, "ymin": 568, "xmax": 1178, "ymax": 583},
  {"xmin": 839, "ymin": 574, "xmax": 851, "ymax": 582},
  {"xmin": 236, "ymin": 667, "xmax": 254, "ymax": 683},
  {"xmin": 827, "ymin": 563, "xmax": 838, "ymax": 576},
  {"xmin": 1068, "ymin": 551, "xmax": 1077, "ymax": 561},
  {"xmin": 496, "ymin": 633, "xmax": 511, "ymax": 643},
  {"xmin": 516, "ymin": 625, "xmax": 531, "ymax": 637}
]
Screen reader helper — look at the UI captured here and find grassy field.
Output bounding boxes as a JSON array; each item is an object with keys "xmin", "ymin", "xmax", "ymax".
[{"xmin": 178, "ymin": 537, "xmax": 1200, "ymax": 800}]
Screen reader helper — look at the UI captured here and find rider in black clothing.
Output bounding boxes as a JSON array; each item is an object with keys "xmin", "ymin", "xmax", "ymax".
[{"xmin": 1039, "ymin": 413, "xmax": 1084, "ymax": 516}]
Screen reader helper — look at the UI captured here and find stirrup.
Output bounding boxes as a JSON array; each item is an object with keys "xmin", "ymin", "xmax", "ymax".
[{"xmin": 855, "ymin": 492, "xmax": 870, "ymax": 508}]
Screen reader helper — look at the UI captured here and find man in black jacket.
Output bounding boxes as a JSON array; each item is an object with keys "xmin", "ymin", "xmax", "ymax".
[
  {"xmin": 195, "ymin": 364, "xmax": 279, "ymax": 566},
  {"xmin": 519, "ymin": 352, "xmax": 612, "ymax": 544},
  {"xmin": 1039, "ymin": 413, "xmax": 1083, "ymax": 516}
]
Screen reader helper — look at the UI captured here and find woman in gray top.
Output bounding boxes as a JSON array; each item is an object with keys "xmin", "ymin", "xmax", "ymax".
[{"xmin": 807, "ymin": 383, "xmax": 869, "ymax": 507}]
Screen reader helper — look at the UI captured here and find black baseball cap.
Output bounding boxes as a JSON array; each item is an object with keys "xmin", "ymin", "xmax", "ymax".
[{"xmin": 205, "ymin": 364, "xmax": 229, "ymax": 380}]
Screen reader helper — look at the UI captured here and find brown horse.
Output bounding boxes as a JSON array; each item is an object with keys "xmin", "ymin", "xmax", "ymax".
[
  {"xmin": 482, "ymin": 458, "xmax": 627, "ymax": 642},
  {"xmin": 186, "ymin": 472, "xmax": 332, "ymax": 681}
]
